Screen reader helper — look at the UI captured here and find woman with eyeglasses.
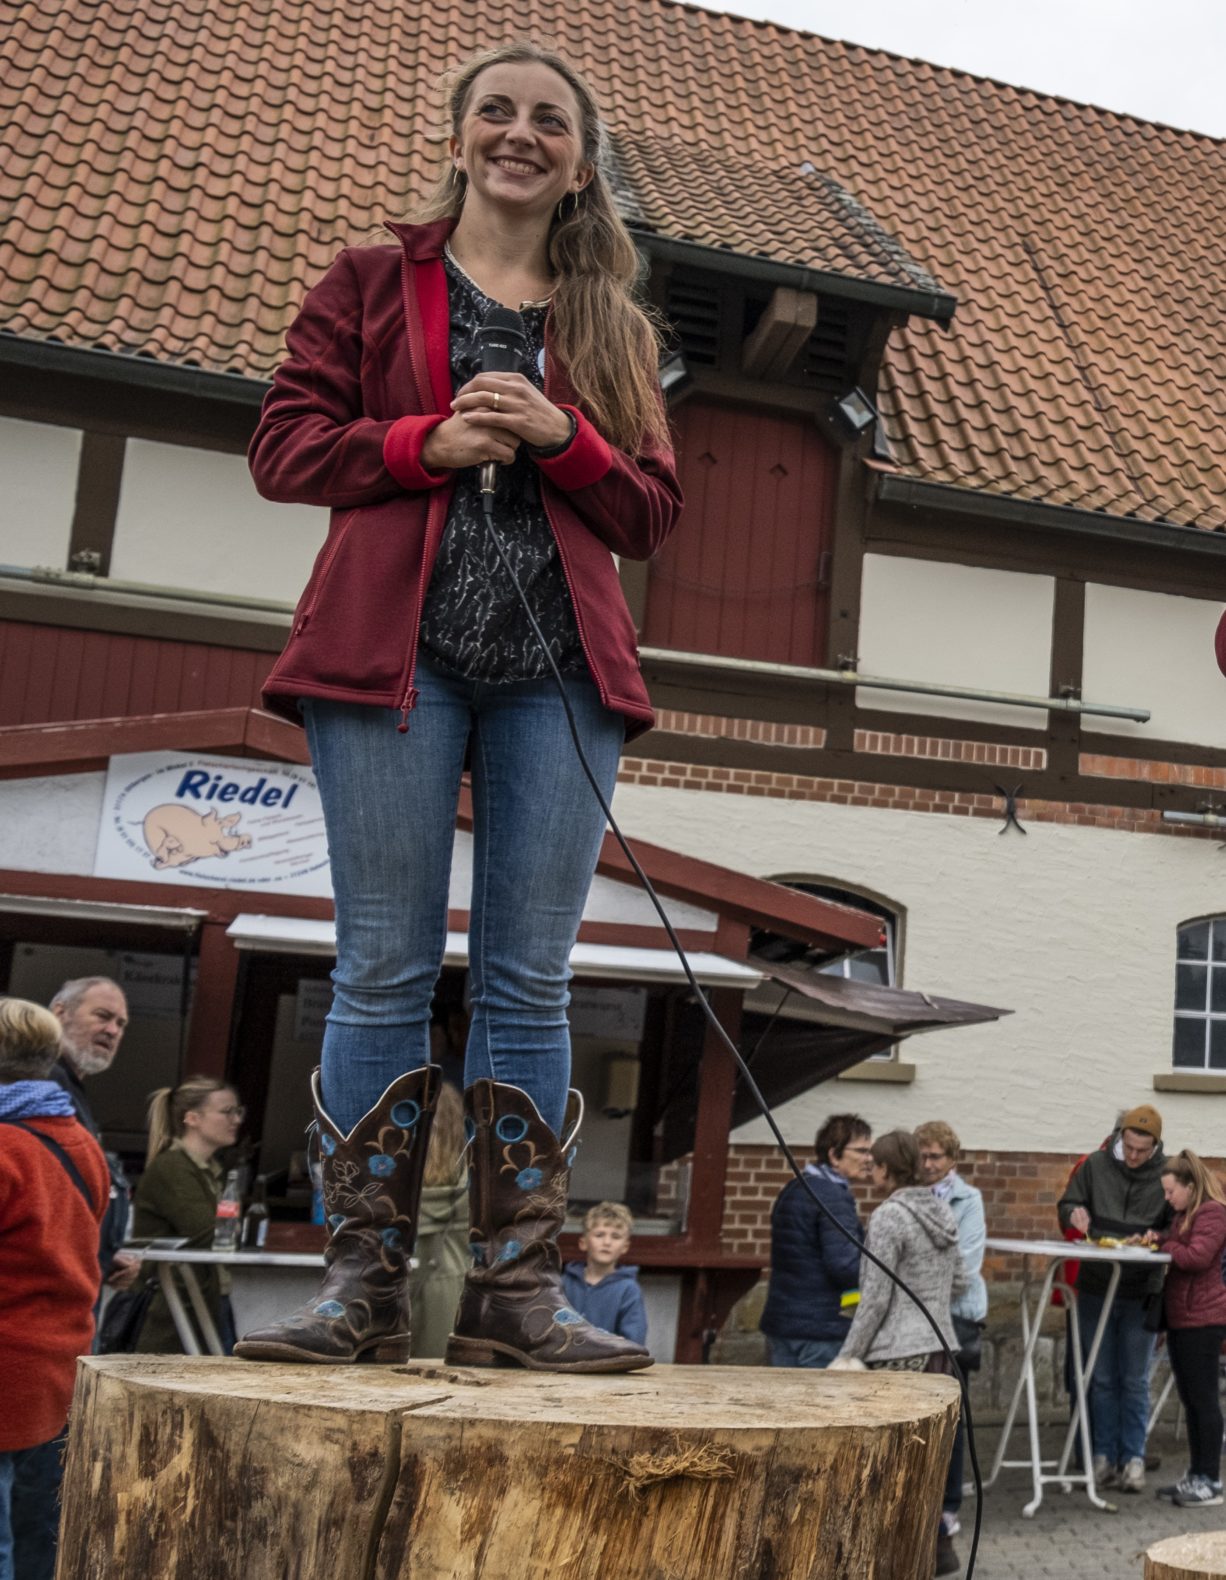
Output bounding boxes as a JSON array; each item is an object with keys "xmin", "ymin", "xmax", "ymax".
[
  {"xmin": 129, "ymin": 1077, "xmax": 244, "ymax": 1353},
  {"xmin": 759, "ymin": 1113, "xmax": 873, "ymax": 1368}
]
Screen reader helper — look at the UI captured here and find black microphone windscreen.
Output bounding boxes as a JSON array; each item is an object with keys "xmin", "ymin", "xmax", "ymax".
[{"xmin": 477, "ymin": 306, "xmax": 528, "ymax": 375}]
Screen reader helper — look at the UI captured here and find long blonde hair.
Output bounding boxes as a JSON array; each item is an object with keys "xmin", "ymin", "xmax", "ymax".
[
  {"xmin": 411, "ymin": 42, "xmax": 668, "ymax": 455},
  {"xmin": 1162, "ymin": 1148, "xmax": 1226, "ymax": 1234},
  {"xmin": 423, "ymin": 1082, "xmax": 466, "ymax": 1188},
  {"xmin": 145, "ymin": 1076, "xmax": 235, "ymax": 1166}
]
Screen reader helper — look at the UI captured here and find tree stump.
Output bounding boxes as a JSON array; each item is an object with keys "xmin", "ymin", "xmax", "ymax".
[
  {"xmin": 1145, "ymin": 1533, "xmax": 1226, "ymax": 1579},
  {"xmin": 58, "ymin": 1356, "xmax": 959, "ymax": 1580}
]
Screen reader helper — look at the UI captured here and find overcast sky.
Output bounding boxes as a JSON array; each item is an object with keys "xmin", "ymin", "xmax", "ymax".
[{"xmin": 688, "ymin": 0, "xmax": 1226, "ymax": 139}]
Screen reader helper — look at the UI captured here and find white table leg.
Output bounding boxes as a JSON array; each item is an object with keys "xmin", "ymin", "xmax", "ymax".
[
  {"xmin": 156, "ymin": 1263, "xmax": 202, "ymax": 1356},
  {"xmin": 1055, "ymin": 1263, "xmax": 1120, "ymax": 1511},
  {"xmin": 984, "ymin": 1257, "xmax": 1060, "ymax": 1496},
  {"xmin": 178, "ymin": 1264, "xmax": 225, "ymax": 1355},
  {"xmin": 1021, "ymin": 1289, "xmax": 1047, "ymax": 1517},
  {"xmin": 1147, "ymin": 1351, "xmax": 1176, "ymax": 1440}
]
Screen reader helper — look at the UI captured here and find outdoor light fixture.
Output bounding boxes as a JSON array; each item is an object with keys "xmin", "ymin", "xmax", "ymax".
[
  {"xmin": 834, "ymin": 386, "xmax": 879, "ymax": 437},
  {"xmin": 658, "ymin": 350, "xmax": 692, "ymax": 400}
]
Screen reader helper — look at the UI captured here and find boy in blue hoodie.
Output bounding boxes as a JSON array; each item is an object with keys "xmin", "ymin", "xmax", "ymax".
[{"xmin": 562, "ymin": 1202, "xmax": 648, "ymax": 1345}]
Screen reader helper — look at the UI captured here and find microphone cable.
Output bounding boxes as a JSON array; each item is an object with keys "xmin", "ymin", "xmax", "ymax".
[{"xmin": 479, "ymin": 489, "xmax": 984, "ymax": 1578}]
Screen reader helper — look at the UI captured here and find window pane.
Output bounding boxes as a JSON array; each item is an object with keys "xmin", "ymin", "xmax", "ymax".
[
  {"xmin": 1211, "ymin": 1022, "xmax": 1226, "ymax": 1071},
  {"xmin": 1213, "ymin": 972, "xmax": 1226, "ymax": 1015},
  {"xmin": 1214, "ymin": 922, "xmax": 1226, "ymax": 963},
  {"xmin": 1174, "ymin": 1017, "xmax": 1207, "ymax": 1068},
  {"xmin": 1177, "ymin": 964, "xmax": 1208, "ymax": 1011},
  {"xmin": 847, "ymin": 951, "xmax": 890, "ymax": 985},
  {"xmin": 1180, "ymin": 923, "xmax": 1211, "ymax": 962}
]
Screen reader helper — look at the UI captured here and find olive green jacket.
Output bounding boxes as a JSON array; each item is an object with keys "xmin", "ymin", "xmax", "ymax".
[
  {"xmin": 131, "ymin": 1145, "xmax": 224, "ymax": 1353},
  {"xmin": 408, "ymin": 1179, "xmax": 469, "ymax": 1360}
]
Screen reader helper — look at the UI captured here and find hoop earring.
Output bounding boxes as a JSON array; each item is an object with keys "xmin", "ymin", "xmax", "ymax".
[{"xmin": 556, "ymin": 191, "xmax": 579, "ymax": 223}]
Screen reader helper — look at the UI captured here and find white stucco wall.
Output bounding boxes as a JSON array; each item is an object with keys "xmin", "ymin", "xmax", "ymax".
[
  {"xmin": 611, "ymin": 782, "xmax": 1225, "ymax": 1156},
  {"xmin": 856, "ymin": 554, "xmax": 1054, "ymax": 729},
  {"xmin": 0, "ymin": 416, "xmax": 82, "ymax": 570},
  {"xmin": 0, "ymin": 772, "xmax": 103, "ymax": 873},
  {"xmin": 1082, "ymin": 583, "xmax": 1226, "ymax": 749},
  {"xmin": 110, "ymin": 440, "xmax": 327, "ymax": 601}
]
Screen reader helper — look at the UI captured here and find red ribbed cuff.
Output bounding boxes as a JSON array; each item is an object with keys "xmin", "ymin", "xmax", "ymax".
[
  {"xmin": 531, "ymin": 406, "xmax": 612, "ymax": 491},
  {"xmin": 383, "ymin": 415, "xmax": 450, "ymax": 490}
]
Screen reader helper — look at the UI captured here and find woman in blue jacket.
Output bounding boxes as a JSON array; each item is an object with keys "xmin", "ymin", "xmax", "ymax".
[{"xmin": 760, "ymin": 1113, "xmax": 872, "ymax": 1366}]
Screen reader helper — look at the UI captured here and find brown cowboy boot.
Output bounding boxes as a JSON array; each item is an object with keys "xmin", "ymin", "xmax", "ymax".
[
  {"xmin": 445, "ymin": 1079, "xmax": 653, "ymax": 1373},
  {"xmin": 235, "ymin": 1064, "xmax": 440, "ymax": 1363}
]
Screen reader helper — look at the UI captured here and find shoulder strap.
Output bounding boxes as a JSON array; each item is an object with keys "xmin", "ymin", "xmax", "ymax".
[{"xmin": 0, "ymin": 1118, "xmax": 97, "ymax": 1212}]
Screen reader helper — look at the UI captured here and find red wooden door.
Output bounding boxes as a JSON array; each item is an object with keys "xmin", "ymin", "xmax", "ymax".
[{"xmin": 642, "ymin": 400, "xmax": 836, "ymax": 666}]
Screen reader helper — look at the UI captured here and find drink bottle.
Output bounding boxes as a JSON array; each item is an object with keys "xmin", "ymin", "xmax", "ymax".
[
  {"xmin": 241, "ymin": 1174, "xmax": 270, "ymax": 1250},
  {"xmin": 212, "ymin": 1168, "xmax": 242, "ymax": 1251}
]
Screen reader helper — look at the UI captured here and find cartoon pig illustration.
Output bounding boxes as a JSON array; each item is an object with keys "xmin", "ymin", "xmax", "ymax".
[{"xmin": 143, "ymin": 805, "xmax": 253, "ymax": 870}]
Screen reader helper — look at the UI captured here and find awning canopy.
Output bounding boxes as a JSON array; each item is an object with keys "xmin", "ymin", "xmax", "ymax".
[
  {"xmin": 754, "ymin": 959, "xmax": 1007, "ymax": 1036},
  {"xmin": 0, "ymin": 893, "xmax": 207, "ymax": 930},
  {"xmin": 730, "ymin": 957, "xmax": 1010, "ymax": 1125},
  {"xmin": 225, "ymin": 914, "xmax": 763, "ymax": 990}
]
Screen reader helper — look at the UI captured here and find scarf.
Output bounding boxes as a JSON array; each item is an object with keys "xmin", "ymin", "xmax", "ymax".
[
  {"xmin": 931, "ymin": 1169, "xmax": 959, "ymax": 1201},
  {"xmin": 806, "ymin": 1162, "xmax": 850, "ymax": 1189},
  {"xmin": 0, "ymin": 1079, "xmax": 77, "ymax": 1121}
]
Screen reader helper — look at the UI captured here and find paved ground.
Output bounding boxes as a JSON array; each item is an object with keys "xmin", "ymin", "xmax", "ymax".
[{"xmin": 954, "ymin": 1424, "xmax": 1218, "ymax": 1579}]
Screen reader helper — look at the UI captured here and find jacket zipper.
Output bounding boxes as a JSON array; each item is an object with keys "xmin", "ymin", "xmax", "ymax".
[
  {"xmin": 292, "ymin": 510, "xmax": 358, "ymax": 636},
  {"xmin": 394, "ymin": 243, "xmax": 448, "ymax": 732}
]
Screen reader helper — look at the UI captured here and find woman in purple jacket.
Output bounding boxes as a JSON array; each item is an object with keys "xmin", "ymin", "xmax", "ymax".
[
  {"xmin": 235, "ymin": 43, "xmax": 680, "ymax": 1375},
  {"xmin": 1147, "ymin": 1150, "xmax": 1226, "ymax": 1507}
]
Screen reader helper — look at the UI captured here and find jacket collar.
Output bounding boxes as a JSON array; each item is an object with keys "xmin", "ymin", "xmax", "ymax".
[{"xmin": 384, "ymin": 217, "xmax": 457, "ymax": 260}]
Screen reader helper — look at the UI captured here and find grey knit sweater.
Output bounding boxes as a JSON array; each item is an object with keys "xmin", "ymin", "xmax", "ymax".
[{"xmin": 838, "ymin": 1187, "xmax": 970, "ymax": 1364}]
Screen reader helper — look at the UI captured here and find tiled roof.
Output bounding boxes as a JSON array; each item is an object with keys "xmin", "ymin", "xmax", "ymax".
[
  {"xmin": 2, "ymin": 0, "xmax": 1224, "ymax": 529},
  {"xmin": 609, "ymin": 133, "xmax": 952, "ymax": 312}
]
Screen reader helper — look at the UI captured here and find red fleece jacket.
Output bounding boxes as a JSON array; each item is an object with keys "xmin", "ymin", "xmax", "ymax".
[
  {"xmin": 249, "ymin": 219, "xmax": 683, "ymax": 737},
  {"xmin": 0, "ymin": 1117, "xmax": 109, "ymax": 1449}
]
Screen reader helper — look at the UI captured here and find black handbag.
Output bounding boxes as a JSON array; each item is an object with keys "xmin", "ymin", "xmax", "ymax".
[
  {"xmin": 952, "ymin": 1313, "xmax": 985, "ymax": 1372},
  {"xmin": 96, "ymin": 1286, "xmax": 154, "ymax": 1354}
]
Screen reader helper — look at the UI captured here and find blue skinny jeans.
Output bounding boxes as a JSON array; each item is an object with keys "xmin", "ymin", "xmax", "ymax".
[{"xmin": 303, "ymin": 657, "xmax": 623, "ymax": 1139}]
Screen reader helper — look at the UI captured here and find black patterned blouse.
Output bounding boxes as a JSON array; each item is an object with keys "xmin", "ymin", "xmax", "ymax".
[{"xmin": 417, "ymin": 253, "xmax": 587, "ymax": 682}]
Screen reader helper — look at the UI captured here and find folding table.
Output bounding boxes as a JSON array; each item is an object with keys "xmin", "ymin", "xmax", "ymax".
[{"xmin": 982, "ymin": 1236, "xmax": 1169, "ymax": 1516}]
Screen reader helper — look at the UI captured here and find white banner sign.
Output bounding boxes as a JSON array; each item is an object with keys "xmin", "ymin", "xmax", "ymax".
[{"xmin": 95, "ymin": 752, "xmax": 331, "ymax": 896}]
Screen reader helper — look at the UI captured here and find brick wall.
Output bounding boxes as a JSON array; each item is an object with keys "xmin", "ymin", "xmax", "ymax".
[
  {"xmin": 721, "ymin": 1144, "xmax": 1226, "ymax": 1282},
  {"xmin": 640, "ymin": 713, "xmax": 1226, "ymax": 788},
  {"xmin": 617, "ymin": 759, "xmax": 1220, "ymax": 836}
]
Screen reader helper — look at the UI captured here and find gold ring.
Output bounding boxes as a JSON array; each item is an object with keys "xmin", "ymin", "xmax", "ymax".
[{"xmin": 493, "ymin": 392, "xmax": 500, "ymax": 411}]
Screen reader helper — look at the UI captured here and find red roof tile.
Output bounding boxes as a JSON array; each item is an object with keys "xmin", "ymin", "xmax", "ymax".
[
  {"xmin": 610, "ymin": 133, "xmax": 951, "ymax": 310},
  {"xmin": 2, "ymin": 0, "xmax": 1224, "ymax": 529}
]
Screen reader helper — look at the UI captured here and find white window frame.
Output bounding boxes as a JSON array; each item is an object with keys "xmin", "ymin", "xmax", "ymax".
[{"xmin": 1173, "ymin": 916, "xmax": 1226, "ymax": 1073}]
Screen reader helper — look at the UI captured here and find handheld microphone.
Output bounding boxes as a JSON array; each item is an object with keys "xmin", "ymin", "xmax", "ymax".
[{"xmin": 476, "ymin": 305, "xmax": 528, "ymax": 499}]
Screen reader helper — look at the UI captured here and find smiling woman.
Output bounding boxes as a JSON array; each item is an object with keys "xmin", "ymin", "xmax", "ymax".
[
  {"xmin": 240, "ymin": 42, "xmax": 682, "ymax": 1374},
  {"xmin": 412, "ymin": 43, "xmax": 670, "ymax": 456}
]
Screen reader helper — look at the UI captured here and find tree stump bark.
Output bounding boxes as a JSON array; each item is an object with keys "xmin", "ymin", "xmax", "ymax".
[
  {"xmin": 1145, "ymin": 1533, "xmax": 1226, "ymax": 1579},
  {"xmin": 57, "ymin": 1356, "xmax": 959, "ymax": 1580}
]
